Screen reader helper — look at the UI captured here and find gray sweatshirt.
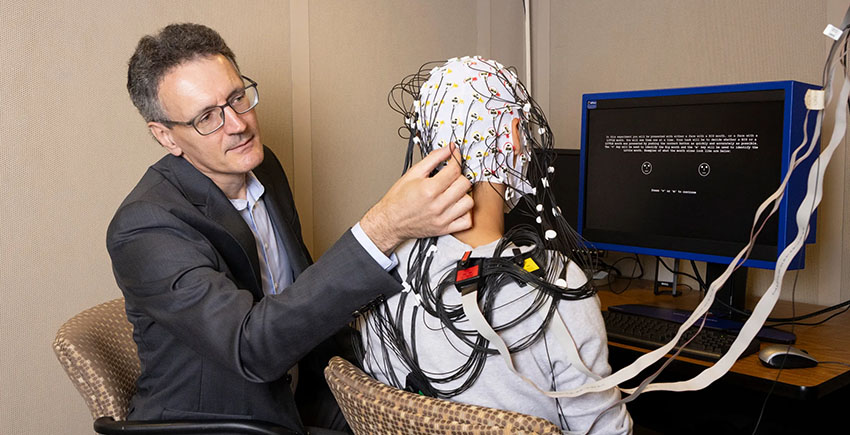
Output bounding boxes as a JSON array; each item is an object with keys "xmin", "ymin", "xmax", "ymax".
[{"xmin": 359, "ymin": 235, "xmax": 632, "ymax": 434}]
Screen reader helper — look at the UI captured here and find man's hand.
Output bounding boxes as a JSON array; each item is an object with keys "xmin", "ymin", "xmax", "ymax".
[{"xmin": 360, "ymin": 145, "xmax": 474, "ymax": 254}]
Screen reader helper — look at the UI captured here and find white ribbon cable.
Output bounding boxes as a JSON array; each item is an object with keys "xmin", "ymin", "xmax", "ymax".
[
  {"xmin": 454, "ymin": 68, "xmax": 848, "ymax": 433},
  {"xmin": 624, "ymin": 52, "xmax": 849, "ymax": 395},
  {"xmin": 461, "ymin": 291, "xmax": 603, "ymax": 435},
  {"xmin": 554, "ymin": 48, "xmax": 849, "ymax": 398},
  {"xmin": 450, "ymin": 38, "xmax": 849, "ymax": 435},
  {"xmin": 519, "ymin": 255, "xmax": 598, "ymax": 379},
  {"xmin": 460, "ymin": 290, "xmax": 598, "ymax": 382},
  {"xmin": 441, "ymin": 27, "xmax": 850, "ymax": 435},
  {"xmin": 461, "ymin": 291, "xmax": 546, "ymax": 385},
  {"xmin": 547, "ymin": 307, "xmax": 601, "ymax": 380},
  {"xmin": 457, "ymin": 61, "xmax": 849, "ymax": 401}
]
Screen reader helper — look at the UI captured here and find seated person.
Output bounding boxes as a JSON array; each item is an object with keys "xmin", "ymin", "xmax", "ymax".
[{"xmin": 357, "ymin": 56, "xmax": 632, "ymax": 434}]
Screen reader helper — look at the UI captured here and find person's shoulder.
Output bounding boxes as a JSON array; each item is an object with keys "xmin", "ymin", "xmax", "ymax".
[
  {"xmin": 117, "ymin": 157, "xmax": 187, "ymax": 209},
  {"xmin": 108, "ymin": 155, "xmax": 195, "ymax": 234},
  {"xmin": 107, "ymin": 185, "xmax": 184, "ymax": 236},
  {"xmin": 556, "ymin": 293, "xmax": 604, "ymax": 328}
]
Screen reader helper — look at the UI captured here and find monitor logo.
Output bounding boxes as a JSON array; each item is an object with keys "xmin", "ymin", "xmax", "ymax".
[{"xmin": 587, "ymin": 100, "xmax": 597, "ymax": 109}]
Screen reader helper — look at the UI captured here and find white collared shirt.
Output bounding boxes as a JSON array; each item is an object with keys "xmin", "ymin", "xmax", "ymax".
[{"xmin": 230, "ymin": 172, "xmax": 292, "ymax": 294}]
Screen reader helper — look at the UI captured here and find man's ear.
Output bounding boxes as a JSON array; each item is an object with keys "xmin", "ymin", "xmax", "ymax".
[{"xmin": 148, "ymin": 122, "xmax": 183, "ymax": 156}]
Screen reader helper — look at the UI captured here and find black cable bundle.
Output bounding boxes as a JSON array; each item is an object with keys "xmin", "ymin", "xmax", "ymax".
[{"xmin": 360, "ymin": 57, "xmax": 599, "ymax": 398}]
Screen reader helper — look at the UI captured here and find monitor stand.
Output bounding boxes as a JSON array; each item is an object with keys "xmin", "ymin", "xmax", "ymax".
[
  {"xmin": 706, "ymin": 262, "xmax": 748, "ymax": 321},
  {"xmin": 653, "ymin": 257, "xmax": 682, "ymax": 297}
]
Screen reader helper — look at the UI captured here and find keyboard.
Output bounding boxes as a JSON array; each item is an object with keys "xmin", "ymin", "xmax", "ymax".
[{"xmin": 603, "ymin": 309, "xmax": 760, "ymax": 362}]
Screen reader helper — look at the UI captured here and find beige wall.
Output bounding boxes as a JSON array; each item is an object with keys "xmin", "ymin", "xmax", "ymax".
[
  {"xmin": 1, "ymin": 1, "xmax": 294, "ymax": 433},
  {"xmin": 0, "ymin": 0, "xmax": 520, "ymax": 433},
  {"xmin": 1, "ymin": 0, "xmax": 847, "ymax": 433}
]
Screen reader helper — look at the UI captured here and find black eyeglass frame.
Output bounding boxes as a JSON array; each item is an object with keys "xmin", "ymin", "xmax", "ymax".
[{"xmin": 156, "ymin": 75, "xmax": 259, "ymax": 136}]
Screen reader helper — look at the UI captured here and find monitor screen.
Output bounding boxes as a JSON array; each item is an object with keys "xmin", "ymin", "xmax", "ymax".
[{"xmin": 579, "ymin": 81, "xmax": 818, "ymax": 270}]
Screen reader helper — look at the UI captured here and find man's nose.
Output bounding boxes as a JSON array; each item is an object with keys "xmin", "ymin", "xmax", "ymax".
[{"xmin": 222, "ymin": 105, "xmax": 247, "ymax": 133}]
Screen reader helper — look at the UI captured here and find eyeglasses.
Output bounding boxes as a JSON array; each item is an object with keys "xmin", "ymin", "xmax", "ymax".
[{"xmin": 158, "ymin": 76, "xmax": 259, "ymax": 136}]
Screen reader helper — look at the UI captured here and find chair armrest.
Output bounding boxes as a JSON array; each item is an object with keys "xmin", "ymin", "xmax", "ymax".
[{"xmin": 93, "ymin": 416, "xmax": 299, "ymax": 435}]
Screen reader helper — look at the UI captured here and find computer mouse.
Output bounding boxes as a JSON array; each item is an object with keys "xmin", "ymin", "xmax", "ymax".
[{"xmin": 758, "ymin": 344, "xmax": 818, "ymax": 369}]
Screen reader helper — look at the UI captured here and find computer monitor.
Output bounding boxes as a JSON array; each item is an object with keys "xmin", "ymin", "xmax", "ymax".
[
  {"xmin": 578, "ymin": 81, "xmax": 819, "ymax": 319},
  {"xmin": 505, "ymin": 148, "xmax": 580, "ymax": 231}
]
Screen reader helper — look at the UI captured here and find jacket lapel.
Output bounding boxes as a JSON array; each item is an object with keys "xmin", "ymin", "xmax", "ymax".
[{"xmin": 161, "ymin": 155, "xmax": 265, "ymax": 299}]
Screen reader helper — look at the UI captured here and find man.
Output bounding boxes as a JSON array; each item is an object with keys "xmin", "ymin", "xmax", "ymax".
[{"xmin": 107, "ymin": 23, "xmax": 472, "ymax": 434}]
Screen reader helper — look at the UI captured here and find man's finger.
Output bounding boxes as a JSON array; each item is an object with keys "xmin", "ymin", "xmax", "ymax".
[
  {"xmin": 440, "ymin": 174, "xmax": 474, "ymax": 205},
  {"xmin": 441, "ymin": 190, "xmax": 474, "ymax": 222},
  {"xmin": 444, "ymin": 144, "xmax": 464, "ymax": 170},
  {"xmin": 407, "ymin": 144, "xmax": 453, "ymax": 178},
  {"xmin": 444, "ymin": 207, "xmax": 474, "ymax": 234},
  {"xmin": 430, "ymin": 145, "xmax": 465, "ymax": 186}
]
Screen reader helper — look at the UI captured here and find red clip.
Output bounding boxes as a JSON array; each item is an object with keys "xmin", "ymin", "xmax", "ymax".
[
  {"xmin": 456, "ymin": 264, "xmax": 480, "ymax": 282},
  {"xmin": 456, "ymin": 253, "xmax": 483, "ymax": 295}
]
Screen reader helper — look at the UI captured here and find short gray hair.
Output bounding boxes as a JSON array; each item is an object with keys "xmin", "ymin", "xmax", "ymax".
[{"xmin": 127, "ymin": 23, "xmax": 239, "ymax": 122}]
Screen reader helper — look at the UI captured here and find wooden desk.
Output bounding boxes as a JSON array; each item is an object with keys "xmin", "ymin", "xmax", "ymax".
[{"xmin": 597, "ymin": 280, "xmax": 850, "ymax": 400}]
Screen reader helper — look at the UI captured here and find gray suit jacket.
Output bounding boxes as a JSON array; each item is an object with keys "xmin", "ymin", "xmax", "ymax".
[{"xmin": 107, "ymin": 147, "xmax": 400, "ymax": 433}]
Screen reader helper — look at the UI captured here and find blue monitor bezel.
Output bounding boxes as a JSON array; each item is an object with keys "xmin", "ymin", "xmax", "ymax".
[{"xmin": 577, "ymin": 81, "xmax": 819, "ymax": 270}]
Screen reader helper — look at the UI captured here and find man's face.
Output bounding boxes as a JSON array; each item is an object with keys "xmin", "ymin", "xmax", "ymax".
[{"xmin": 150, "ymin": 54, "xmax": 263, "ymax": 188}]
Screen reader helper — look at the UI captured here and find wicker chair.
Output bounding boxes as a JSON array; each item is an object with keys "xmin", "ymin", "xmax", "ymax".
[
  {"xmin": 53, "ymin": 297, "xmax": 291, "ymax": 434},
  {"xmin": 324, "ymin": 356, "xmax": 561, "ymax": 435}
]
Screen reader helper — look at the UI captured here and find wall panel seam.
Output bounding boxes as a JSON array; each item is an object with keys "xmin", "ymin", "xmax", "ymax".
[{"xmin": 289, "ymin": 0, "xmax": 314, "ymax": 252}]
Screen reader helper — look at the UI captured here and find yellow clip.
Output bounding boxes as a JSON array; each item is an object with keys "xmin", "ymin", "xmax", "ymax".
[{"xmin": 523, "ymin": 258, "xmax": 540, "ymax": 273}]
